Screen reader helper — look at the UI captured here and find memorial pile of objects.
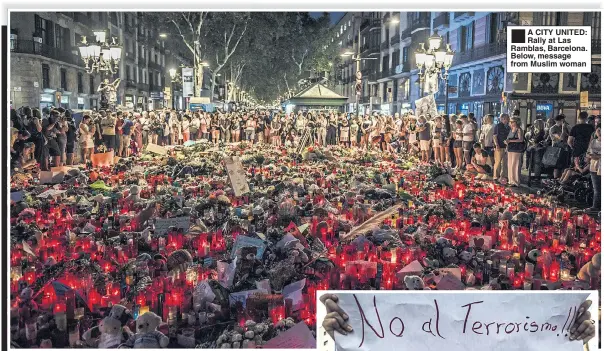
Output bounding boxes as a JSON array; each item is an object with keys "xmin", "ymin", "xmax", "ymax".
[{"xmin": 9, "ymin": 142, "xmax": 601, "ymax": 348}]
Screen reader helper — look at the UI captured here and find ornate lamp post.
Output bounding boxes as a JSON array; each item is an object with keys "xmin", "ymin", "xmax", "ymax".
[
  {"xmin": 78, "ymin": 30, "xmax": 122, "ymax": 110},
  {"xmin": 414, "ymin": 30, "xmax": 455, "ymax": 114}
]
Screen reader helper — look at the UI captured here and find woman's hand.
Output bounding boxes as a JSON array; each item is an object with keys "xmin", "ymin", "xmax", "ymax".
[
  {"xmin": 320, "ymin": 293, "xmax": 353, "ymax": 339},
  {"xmin": 569, "ymin": 299, "xmax": 595, "ymax": 343}
]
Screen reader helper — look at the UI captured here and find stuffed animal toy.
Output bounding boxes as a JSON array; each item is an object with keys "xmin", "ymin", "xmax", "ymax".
[
  {"xmin": 404, "ymin": 275, "xmax": 428, "ymax": 290},
  {"xmin": 120, "ymin": 312, "xmax": 169, "ymax": 348},
  {"xmin": 83, "ymin": 316, "xmax": 132, "ymax": 348},
  {"xmin": 578, "ymin": 253, "xmax": 601, "ymax": 282}
]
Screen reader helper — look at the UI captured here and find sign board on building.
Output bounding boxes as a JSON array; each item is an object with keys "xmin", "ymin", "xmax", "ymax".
[
  {"xmin": 580, "ymin": 91, "xmax": 589, "ymax": 108},
  {"xmin": 150, "ymin": 92, "xmax": 164, "ymax": 99},
  {"xmin": 182, "ymin": 67, "xmax": 194, "ymax": 97},
  {"xmin": 536, "ymin": 103, "xmax": 553, "ymax": 112},
  {"xmin": 77, "ymin": 97, "xmax": 84, "ymax": 105},
  {"xmin": 41, "ymin": 94, "xmax": 54, "ymax": 102},
  {"xmin": 61, "ymin": 96, "xmax": 69, "ymax": 103}
]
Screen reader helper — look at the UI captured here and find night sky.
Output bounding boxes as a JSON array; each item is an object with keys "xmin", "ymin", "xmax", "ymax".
[{"xmin": 310, "ymin": 12, "xmax": 345, "ymax": 25}]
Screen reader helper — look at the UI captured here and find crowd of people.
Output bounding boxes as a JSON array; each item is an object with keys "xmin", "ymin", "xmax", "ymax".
[{"xmin": 9, "ymin": 106, "xmax": 600, "ymax": 210}]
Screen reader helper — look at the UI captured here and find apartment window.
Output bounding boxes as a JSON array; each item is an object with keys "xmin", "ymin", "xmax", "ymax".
[
  {"xmin": 60, "ymin": 68, "xmax": 68, "ymax": 90},
  {"xmin": 488, "ymin": 13, "xmax": 502, "ymax": 43},
  {"xmin": 110, "ymin": 12, "xmax": 118, "ymax": 26},
  {"xmin": 402, "ymin": 47, "xmax": 409, "ymax": 64},
  {"xmin": 382, "ymin": 55, "xmax": 389, "ymax": 72},
  {"xmin": 382, "ymin": 82, "xmax": 388, "ymax": 101},
  {"xmin": 460, "ymin": 22, "xmax": 474, "ymax": 52},
  {"xmin": 55, "ymin": 24, "xmax": 64, "ymax": 49},
  {"xmin": 77, "ymin": 72, "xmax": 83, "ymax": 93},
  {"xmin": 535, "ymin": 12, "xmax": 567, "ymax": 26},
  {"xmin": 392, "ymin": 50, "xmax": 400, "ymax": 68},
  {"xmin": 393, "ymin": 82, "xmax": 398, "ymax": 102},
  {"xmin": 34, "ymin": 15, "xmax": 52, "ymax": 45},
  {"xmin": 89, "ymin": 75, "xmax": 95, "ymax": 94},
  {"xmin": 42, "ymin": 64, "xmax": 50, "ymax": 89},
  {"xmin": 126, "ymin": 65, "xmax": 131, "ymax": 81},
  {"xmin": 585, "ymin": 13, "xmax": 601, "ymax": 41}
]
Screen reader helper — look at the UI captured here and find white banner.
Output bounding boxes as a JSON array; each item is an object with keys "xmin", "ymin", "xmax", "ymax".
[
  {"xmin": 333, "ymin": 292, "xmax": 590, "ymax": 351},
  {"xmin": 182, "ymin": 67, "xmax": 194, "ymax": 97},
  {"xmin": 414, "ymin": 94, "xmax": 438, "ymax": 119}
]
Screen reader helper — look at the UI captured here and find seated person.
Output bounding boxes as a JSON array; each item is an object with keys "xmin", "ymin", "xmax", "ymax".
[
  {"xmin": 559, "ymin": 153, "xmax": 590, "ymax": 185},
  {"xmin": 466, "ymin": 143, "xmax": 492, "ymax": 180}
]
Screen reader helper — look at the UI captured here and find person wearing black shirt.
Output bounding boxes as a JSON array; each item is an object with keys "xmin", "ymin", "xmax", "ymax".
[
  {"xmin": 64, "ymin": 110, "xmax": 77, "ymax": 165},
  {"xmin": 526, "ymin": 119, "xmax": 546, "ymax": 187},
  {"xmin": 42, "ymin": 110, "xmax": 62, "ymax": 169},
  {"xmin": 568, "ymin": 112, "xmax": 595, "ymax": 170}
]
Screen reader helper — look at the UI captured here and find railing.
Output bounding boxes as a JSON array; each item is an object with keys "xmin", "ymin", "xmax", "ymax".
[
  {"xmin": 360, "ymin": 18, "xmax": 381, "ymax": 31},
  {"xmin": 592, "ymin": 38, "xmax": 601, "ymax": 54},
  {"xmin": 125, "ymin": 79, "xmax": 137, "ymax": 89},
  {"xmin": 148, "ymin": 61, "xmax": 163, "ymax": 71},
  {"xmin": 137, "ymin": 83, "xmax": 149, "ymax": 91},
  {"xmin": 380, "ymin": 40, "xmax": 389, "ymax": 50},
  {"xmin": 409, "ymin": 15, "xmax": 431, "ymax": 31},
  {"xmin": 390, "ymin": 34, "xmax": 400, "ymax": 46},
  {"xmin": 433, "ymin": 12, "xmax": 450, "ymax": 29},
  {"xmin": 11, "ymin": 40, "xmax": 83, "ymax": 67},
  {"xmin": 451, "ymin": 41, "xmax": 507, "ymax": 67},
  {"xmin": 361, "ymin": 43, "xmax": 380, "ymax": 55},
  {"xmin": 138, "ymin": 57, "xmax": 147, "ymax": 66},
  {"xmin": 454, "ymin": 12, "xmax": 475, "ymax": 20},
  {"xmin": 367, "ymin": 72, "xmax": 378, "ymax": 82}
]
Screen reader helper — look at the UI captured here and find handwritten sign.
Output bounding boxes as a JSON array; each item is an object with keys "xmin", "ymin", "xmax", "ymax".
[
  {"xmin": 146, "ymin": 143, "xmax": 167, "ymax": 155},
  {"xmin": 264, "ymin": 321, "xmax": 316, "ymax": 348},
  {"xmin": 37, "ymin": 189, "xmax": 67, "ymax": 199},
  {"xmin": 283, "ymin": 279, "xmax": 306, "ymax": 311},
  {"xmin": 230, "ymin": 235, "xmax": 266, "ymax": 260},
  {"xmin": 224, "ymin": 156, "xmax": 250, "ymax": 197},
  {"xmin": 153, "ymin": 216, "xmax": 190, "ymax": 235},
  {"xmin": 334, "ymin": 292, "xmax": 588, "ymax": 351}
]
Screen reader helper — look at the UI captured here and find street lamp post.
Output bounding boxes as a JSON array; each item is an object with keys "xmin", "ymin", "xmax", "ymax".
[
  {"xmin": 414, "ymin": 30, "xmax": 455, "ymax": 115},
  {"xmin": 78, "ymin": 30, "xmax": 122, "ymax": 110}
]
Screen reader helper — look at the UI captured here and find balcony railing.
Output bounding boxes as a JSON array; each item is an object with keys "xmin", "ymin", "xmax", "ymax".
[
  {"xmin": 433, "ymin": 12, "xmax": 450, "ymax": 29},
  {"xmin": 451, "ymin": 41, "xmax": 507, "ymax": 67},
  {"xmin": 409, "ymin": 15, "xmax": 431, "ymax": 31},
  {"xmin": 11, "ymin": 40, "xmax": 83, "ymax": 67},
  {"xmin": 137, "ymin": 83, "xmax": 149, "ymax": 91},
  {"xmin": 148, "ymin": 61, "xmax": 163, "ymax": 71},
  {"xmin": 380, "ymin": 40, "xmax": 389, "ymax": 50},
  {"xmin": 125, "ymin": 79, "xmax": 137, "ymax": 89},
  {"xmin": 361, "ymin": 43, "xmax": 380, "ymax": 55},
  {"xmin": 138, "ymin": 57, "xmax": 147, "ymax": 66},
  {"xmin": 592, "ymin": 38, "xmax": 601, "ymax": 54},
  {"xmin": 390, "ymin": 34, "xmax": 400, "ymax": 46},
  {"xmin": 360, "ymin": 18, "xmax": 381, "ymax": 31},
  {"xmin": 454, "ymin": 12, "xmax": 475, "ymax": 21},
  {"xmin": 367, "ymin": 72, "xmax": 378, "ymax": 82}
]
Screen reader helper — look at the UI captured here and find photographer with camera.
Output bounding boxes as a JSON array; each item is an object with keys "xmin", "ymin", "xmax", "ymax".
[{"xmin": 41, "ymin": 109, "xmax": 62, "ymax": 170}]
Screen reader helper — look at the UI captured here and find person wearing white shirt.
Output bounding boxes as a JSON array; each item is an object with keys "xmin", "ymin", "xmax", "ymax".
[
  {"xmin": 181, "ymin": 116, "xmax": 190, "ymax": 142},
  {"xmin": 479, "ymin": 114, "xmax": 495, "ymax": 165},
  {"xmin": 461, "ymin": 115, "xmax": 474, "ymax": 167}
]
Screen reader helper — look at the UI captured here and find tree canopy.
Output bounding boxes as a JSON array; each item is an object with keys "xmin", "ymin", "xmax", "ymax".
[{"xmin": 154, "ymin": 12, "xmax": 338, "ymax": 103}]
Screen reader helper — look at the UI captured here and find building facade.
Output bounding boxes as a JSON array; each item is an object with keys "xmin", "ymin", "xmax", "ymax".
[
  {"xmin": 10, "ymin": 12, "xmax": 173, "ymax": 112},
  {"xmin": 332, "ymin": 11, "xmax": 601, "ymax": 126}
]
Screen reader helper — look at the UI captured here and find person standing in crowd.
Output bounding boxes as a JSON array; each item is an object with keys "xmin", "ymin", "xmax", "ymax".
[
  {"xmin": 190, "ymin": 113, "xmax": 200, "ymax": 142},
  {"xmin": 453, "ymin": 119, "xmax": 464, "ymax": 170},
  {"xmin": 407, "ymin": 117, "xmax": 418, "ymax": 155},
  {"xmin": 359, "ymin": 115, "xmax": 371, "ymax": 150},
  {"xmin": 316, "ymin": 113, "xmax": 327, "ymax": 146},
  {"xmin": 493, "ymin": 113, "xmax": 510, "ymax": 183},
  {"xmin": 568, "ymin": 112, "xmax": 595, "ymax": 174},
  {"xmin": 549, "ymin": 114, "xmax": 570, "ymax": 178},
  {"xmin": 525, "ymin": 119, "xmax": 546, "ymax": 187},
  {"xmin": 505, "ymin": 117, "xmax": 525, "ymax": 187},
  {"xmin": 417, "ymin": 116, "xmax": 431, "ymax": 163},
  {"xmin": 587, "ymin": 124, "xmax": 600, "ymax": 212},
  {"xmin": 140, "ymin": 111, "xmax": 149, "ymax": 147},
  {"xmin": 441, "ymin": 115, "xmax": 451, "ymax": 166},
  {"xmin": 432, "ymin": 116, "xmax": 443, "ymax": 165},
  {"xmin": 54, "ymin": 108, "xmax": 68, "ymax": 167},
  {"xmin": 326, "ymin": 113, "xmax": 338, "ymax": 146},
  {"xmin": 350, "ymin": 115, "xmax": 359, "ymax": 148},
  {"xmin": 181, "ymin": 115, "xmax": 190, "ymax": 143},
  {"xmin": 479, "ymin": 114, "xmax": 495, "ymax": 166},
  {"xmin": 115, "ymin": 111, "xmax": 124, "ymax": 155},
  {"xmin": 270, "ymin": 115, "xmax": 282, "ymax": 146},
  {"xmin": 120, "ymin": 113, "xmax": 134, "ymax": 157},
  {"xmin": 132, "ymin": 113, "xmax": 143, "ymax": 155},
  {"xmin": 200, "ymin": 113, "xmax": 209, "ymax": 140},
  {"xmin": 64, "ymin": 110, "xmax": 77, "ymax": 166},
  {"xmin": 42, "ymin": 109, "xmax": 62, "ymax": 169},
  {"xmin": 256, "ymin": 113, "xmax": 266, "ymax": 144},
  {"xmin": 461, "ymin": 114, "xmax": 475, "ymax": 168},
  {"xmin": 245, "ymin": 114, "xmax": 256, "ymax": 144},
  {"xmin": 25, "ymin": 107, "xmax": 47, "ymax": 169},
  {"xmin": 101, "ymin": 111, "xmax": 117, "ymax": 152},
  {"xmin": 339, "ymin": 116, "xmax": 350, "ymax": 147},
  {"xmin": 79, "ymin": 114, "xmax": 95, "ymax": 165},
  {"xmin": 220, "ymin": 114, "xmax": 230, "ymax": 143},
  {"xmin": 230, "ymin": 114, "xmax": 240, "ymax": 142}
]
